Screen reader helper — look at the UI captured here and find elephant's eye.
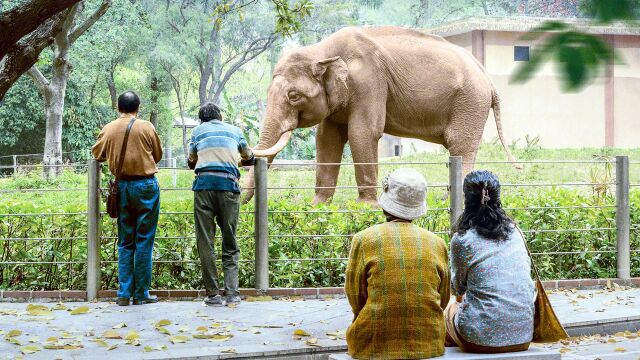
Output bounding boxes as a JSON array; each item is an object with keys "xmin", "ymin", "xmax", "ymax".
[{"xmin": 288, "ymin": 91, "xmax": 302, "ymax": 103}]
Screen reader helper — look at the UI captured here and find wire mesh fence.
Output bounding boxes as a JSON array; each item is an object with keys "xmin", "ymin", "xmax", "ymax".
[{"xmin": 0, "ymin": 156, "xmax": 635, "ymax": 294}]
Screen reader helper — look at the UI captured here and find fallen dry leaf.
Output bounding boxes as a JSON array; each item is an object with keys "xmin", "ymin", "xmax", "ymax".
[
  {"xmin": 294, "ymin": 329, "xmax": 311, "ymax": 337},
  {"xmin": 112, "ymin": 322, "xmax": 127, "ymax": 329},
  {"xmin": 306, "ymin": 337, "xmax": 320, "ymax": 347},
  {"xmin": 156, "ymin": 326, "xmax": 171, "ymax": 335},
  {"xmin": 170, "ymin": 335, "xmax": 190, "ymax": 343},
  {"xmin": 156, "ymin": 319, "xmax": 172, "ymax": 327},
  {"xmin": 101, "ymin": 330, "xmax": 122, "ymax": 339},
  {"xmin": 70, "ymin": 306, "xmax": 90, "ymax": 315},
  {"xmin": 6, "ymin": 329, "xmax": 22, "ymax": 337},
  {"xmin": 26, "ymin": 304, "xmax": 51, "ymax": 316},
  {"xmin": 20, "ymin": 345, "xmax": 41, "ymax": 354}
]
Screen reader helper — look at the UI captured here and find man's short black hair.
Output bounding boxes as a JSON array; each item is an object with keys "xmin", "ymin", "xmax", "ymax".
[
  {"xmin": 199, "ymin": 102, "xmax": 222, "ymax": 122},
  {"xmin": 118, "ymin": 91, "xmax": 140, "ymax": 113}
]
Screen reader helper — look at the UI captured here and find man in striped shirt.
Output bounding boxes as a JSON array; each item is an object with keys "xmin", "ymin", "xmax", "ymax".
[{"xmin": 188, "ymin": 102, "xmax": 255, "ymax": 306}]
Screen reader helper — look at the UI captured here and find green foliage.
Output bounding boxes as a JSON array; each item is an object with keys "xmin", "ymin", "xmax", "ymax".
[
  {"xmin": 512, "ymin": 0, "xmax": 639, "ymax": 91},
  {"xmin": 2, "ymin": 146, "xmax": 640, "ymax": 290},
  {"xmin": 272, "ymin": 0, "xmax": 314, "ymax": 37},
  {"xmin": 511, "ymin": 21, "xmax": 616, "ymax": 91}
]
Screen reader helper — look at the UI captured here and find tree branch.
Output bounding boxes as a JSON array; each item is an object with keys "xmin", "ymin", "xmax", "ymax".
[
  {"xmin": 26, "ymin": 66, "xmax": 50, "ymax": 94},
  {"xmin": 0, "ymin": 0, "xmax": 80, "ymax": 57},
  {"xmin": 0, "ymin": 11, "xmax": 67, "ymax": 100},
  {"xmin": 68, "ymin": 0, "xmax": 112, "ymax": 44}
]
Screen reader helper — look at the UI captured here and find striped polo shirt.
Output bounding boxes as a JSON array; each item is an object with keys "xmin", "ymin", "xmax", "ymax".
[{"xmin": 188, "ymin": 120, "xmax": 253, "ymax": 192}]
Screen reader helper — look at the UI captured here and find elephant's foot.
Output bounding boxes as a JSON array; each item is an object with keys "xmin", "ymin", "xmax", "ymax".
[
  {"xmin": 312, "ymin": 194, "xmax": 333, "ymax": 206},
  {"xmin": 356, "ymin": 196, "xmax": 379, "ymax": 208}
]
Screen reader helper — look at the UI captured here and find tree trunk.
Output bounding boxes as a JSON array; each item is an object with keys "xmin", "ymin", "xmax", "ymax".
[
  {"xmin": 107, "ymin": 66, "xmax": 117, "ymax": 111},
  {"xmin": 43, "ymin": 81, "xmax": 66, "ymax": 178},
  {"xmin": 149, "ymin": 75, "xmax": 159, "ymax": 128}
]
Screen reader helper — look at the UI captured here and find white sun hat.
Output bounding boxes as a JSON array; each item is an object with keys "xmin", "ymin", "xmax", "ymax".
[{"xmin": 378, "ymin": 168, "xmax": 428, "ymax": 220}]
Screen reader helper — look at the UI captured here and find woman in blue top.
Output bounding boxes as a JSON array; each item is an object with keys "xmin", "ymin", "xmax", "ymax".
[{"xmin": 445, "ymin": 170, "xmax": 535, "ymax": 353}]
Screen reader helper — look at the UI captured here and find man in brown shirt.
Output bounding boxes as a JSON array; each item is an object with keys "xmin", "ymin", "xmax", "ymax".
[{"xmin": 92, "ymin": 91, "xmax": 163, "ymax": 306}]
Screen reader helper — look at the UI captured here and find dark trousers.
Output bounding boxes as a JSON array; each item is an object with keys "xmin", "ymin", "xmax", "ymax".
[
  {"xmin": 117, "ymin": 177, "xmax": 160, "ymax": 300},
  {"xmin": 194, "ymin": 190, "xmax": 240, "ymax": 296}
]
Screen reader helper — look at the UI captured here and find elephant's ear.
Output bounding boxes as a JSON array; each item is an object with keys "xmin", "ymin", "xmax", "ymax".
[{"xmin": 312, "ymin": 56, "xmax": 349, "ymax": 110}]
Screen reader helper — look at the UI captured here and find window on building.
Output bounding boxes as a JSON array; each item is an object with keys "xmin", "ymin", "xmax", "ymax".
[
  {"xmin": 514, "ymin": 46, "xmax": 530, "ymax": 61},
  {"xmin": 394, "ymin": 145, "xmax": 402, "ymax": 157}
]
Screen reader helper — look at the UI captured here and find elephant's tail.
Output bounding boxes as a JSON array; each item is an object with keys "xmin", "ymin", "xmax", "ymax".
[{"xmin": 491, "ymin": 89, "xmax": 523, "ymax": 170}]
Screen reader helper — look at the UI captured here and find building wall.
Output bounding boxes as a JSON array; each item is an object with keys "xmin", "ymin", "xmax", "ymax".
[
  {"xmin": 381, "ymin": 29, "xmax": 639, "ymax": 155},
  {"xmin": 479, "ymin": 31, "xmax": 607, "ymax": 148},
  {"xmin": 613, "ymin": 35, "xmax": 640, "ymax": 148}
]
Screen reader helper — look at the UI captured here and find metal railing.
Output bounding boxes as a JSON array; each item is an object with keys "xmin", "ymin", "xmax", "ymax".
[{"xmin": 0, "ymin": 155, "xmax": 633, "ymax": 299}]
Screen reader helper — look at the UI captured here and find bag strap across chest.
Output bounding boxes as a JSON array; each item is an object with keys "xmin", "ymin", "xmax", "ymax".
[{"xmin": 116, "ymin": 117, "xmax": 136, "ymax": 179}]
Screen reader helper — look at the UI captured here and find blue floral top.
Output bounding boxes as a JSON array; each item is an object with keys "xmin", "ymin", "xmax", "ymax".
[{"xmin": 450, "ymin": 226, "xmax": 535, "ymax": 347}]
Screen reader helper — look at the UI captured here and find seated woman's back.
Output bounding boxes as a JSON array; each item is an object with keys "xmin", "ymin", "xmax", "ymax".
[
  {"xmin": 451, "ymin": 226, "xmax": 535, "ymax": 347},
  {"xmin": 345, "ymin": 169, "xmax": 450, "ymax": 359}
]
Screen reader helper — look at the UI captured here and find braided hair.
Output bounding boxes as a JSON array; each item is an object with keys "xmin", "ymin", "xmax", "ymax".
[{"xmin": 454, "ymin": 170, "xmax": 514, "ymax": 241}]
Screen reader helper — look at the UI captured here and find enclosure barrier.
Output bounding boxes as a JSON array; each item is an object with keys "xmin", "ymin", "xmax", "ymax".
[{"xmin": 0, "ymin": 155, "xmax": 633, "ymax": 299}]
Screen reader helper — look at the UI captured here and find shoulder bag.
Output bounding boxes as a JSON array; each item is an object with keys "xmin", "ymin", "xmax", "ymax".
[
  {"xmin": 106, "ymin": 117, "xmax": 136, "ymax": 219},
  {"xmin": 515, "ymin": 226, "xmax": 569, "ymax": 343}
]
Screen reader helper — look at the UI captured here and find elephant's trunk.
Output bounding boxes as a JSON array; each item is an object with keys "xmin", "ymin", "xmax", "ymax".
[{"xmin": 241, "ymin": 110, "xmax": 297, "ymax": 204}]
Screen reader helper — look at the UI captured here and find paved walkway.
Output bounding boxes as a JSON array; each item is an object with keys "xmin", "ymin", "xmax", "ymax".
[{"xmin": 1, "ymin": 288, "xmax": 640, "ymax": 359}]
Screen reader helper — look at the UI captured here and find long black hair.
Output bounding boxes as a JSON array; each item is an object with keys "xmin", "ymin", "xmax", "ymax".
[{"xmin": 454, "ymin": 170, "xmax": 514, "ymax": 240}]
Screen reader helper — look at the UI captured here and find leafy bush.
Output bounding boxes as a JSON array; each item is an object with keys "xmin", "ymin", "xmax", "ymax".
[{"xmin": 1, "ymin": 185, "xmax": 636, "ymax": 290}]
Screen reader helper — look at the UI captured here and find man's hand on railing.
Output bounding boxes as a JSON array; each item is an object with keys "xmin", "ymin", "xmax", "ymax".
[{"xmin": 239, "ymin": 156, "xmax": 256, "ymax": 167}]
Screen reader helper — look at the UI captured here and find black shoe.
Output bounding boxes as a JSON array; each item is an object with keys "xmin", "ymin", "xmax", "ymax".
[
  {"xmin": 203, "ymin": 294, "xmax": 226, "ymax": 307},
  {"xmin": 226, "ymin": 295, "xmax": 241, "ymax": 305},
  {"xmin": 133, "ymin": 295, "xmax": 158, "ymax": 305},
  {"xmin": 117, "ymin": 297, "xmax": 130, "ymax": 306}
]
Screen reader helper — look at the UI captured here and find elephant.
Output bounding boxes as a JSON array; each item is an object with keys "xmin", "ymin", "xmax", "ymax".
[{"xmin": 244, "ymin": 26, "xmax": 519, "ymax": 205}]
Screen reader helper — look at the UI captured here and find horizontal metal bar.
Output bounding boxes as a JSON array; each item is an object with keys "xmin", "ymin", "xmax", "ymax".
[
  {"xmin": 265, "ymin": 185, "xmax": 450, "ymax": 190},
  {"xmin": 468, "ymin": 160, "xmax": 612, "ymax": 165},
  {"xmin": 0, "ymin": 164, "xmax": 86, "ymax": 168},
  {"xmin": 158, "ymin": 211, "xmax": 254, "ymax": 215},
  {"xmin": 0, "ymin": 261, "xmax": 85, "ymax": 265},
  {"xmin": 523, "ymin": 227, "xmax": 615, "ymax": 233},
  {"xmin": 504, "ymin": 205, "xmax": 615, "ymax": 211},
  {"xmin": 267, "ymin": 208, "xmax": 451, "ymax": 214},
  {"xmin": 500, "ymin": 182, "xmax": 615, "ymax": 187},
  {"xmin": 0, "ymin": 237, "xmax": 85, "ymax": 241},
  {"xmin": 100, "ymin": 235, "xmax": 253, "ymax": 240},
  {"xmin": 0, "ymin": 188, "xmax": 87, "ymax": 193},
  {"xmin": 269, "ymin": 231, "xmax": 450, "ymax": 238},
  {"xmin": 270, "ymin": 162, "xmax": 447, "ymax": 166},
  {"xmin": 531, "ymin": 250, "xmax": 616, "ymax": 255},
  {"xmin": 0, "ymin": 212, "xmax": 87, "ymax": 217}
]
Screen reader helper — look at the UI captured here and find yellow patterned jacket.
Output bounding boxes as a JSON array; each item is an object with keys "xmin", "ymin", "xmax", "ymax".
[{"xmin": 345, "ymin": 222, "xmax": 450, "ymax": 359}]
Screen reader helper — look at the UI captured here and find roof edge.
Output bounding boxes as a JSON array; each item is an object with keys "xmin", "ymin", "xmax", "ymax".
[{"xmin": 425, "ymin": 16, "xmax": 640, "ymax": 37}]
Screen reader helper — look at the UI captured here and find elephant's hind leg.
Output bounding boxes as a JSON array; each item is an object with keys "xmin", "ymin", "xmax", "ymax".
[
  {"xmin": 313, "ymin": 121, "xmax": 348, "ymax": 205},
  {"xmin": 444, "ymin": 95, "xmax": 491, "ymax": 177}
]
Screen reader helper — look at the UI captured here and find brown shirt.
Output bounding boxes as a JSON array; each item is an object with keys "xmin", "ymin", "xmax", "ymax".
[{"xmin": 92, "ymin": 115, "xmax": 163, "ymax": 177}]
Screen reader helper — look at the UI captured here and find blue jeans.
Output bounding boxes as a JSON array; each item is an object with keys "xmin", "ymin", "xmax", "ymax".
[{"xmin": 117, "ymin": 177, "xmax": 160, "ymax": 300}]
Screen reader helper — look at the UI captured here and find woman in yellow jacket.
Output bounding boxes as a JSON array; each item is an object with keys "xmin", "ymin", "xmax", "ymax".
[{"xmin": 345, "ymin": 168, "xmax": 450, "ymax": 359}]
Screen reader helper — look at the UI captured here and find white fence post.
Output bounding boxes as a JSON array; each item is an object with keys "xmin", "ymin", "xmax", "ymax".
[
  {"xmin": 616, "ymin": 155, "xmax": 630, "ymax": 280},
  {"xmin": 449, "ymin": 156, "xmax": 463, "ymax": 234},
  {"xmin": 254, "ymin": 157, "xmax": 269, "ymax": 293},
  {"xmin": 87, "ymin": 159, "xmax": 102, "ymax": 300}
]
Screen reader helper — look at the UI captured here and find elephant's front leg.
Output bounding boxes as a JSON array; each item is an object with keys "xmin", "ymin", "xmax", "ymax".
[
  {"xmin": 313, "ymin": 121, "xmax": 348, "ymax": 205},
  {"xmin": 348, "ymin": 111, "xmax": 384, "ymax": 205}
]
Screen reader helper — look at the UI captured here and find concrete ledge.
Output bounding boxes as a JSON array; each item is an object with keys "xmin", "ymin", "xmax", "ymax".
[
  {"xmin": 329, "ymin": 347, "xmax": 561, "ymax": 360},
  {"xmin": 2, "ymin": 278, "xmax": 640, "ymax": 302}
]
